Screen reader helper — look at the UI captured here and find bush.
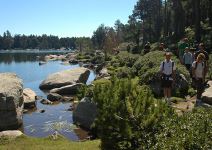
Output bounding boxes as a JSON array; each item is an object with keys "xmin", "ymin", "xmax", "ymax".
[
  {"xmin": 92, "ymin": 78, "xmax": 173, "ymax": 150},
  {"xmin": 154, "ymin": 108, "xmax": 212, "ymax": 149},
  {"xmin": 116, "ymin": 67, "xmax": 133, "ymax": 78},
  {"xmin": 132, "ymin": 51, "xmax": 190, "ymax": 97},
  {"xmin": 91, "ymin": 55, "xmax": 105, "ymax": 64},
  {"xmin": 110, "ymin": 51, "xmax": 139, "ymax": 68}
]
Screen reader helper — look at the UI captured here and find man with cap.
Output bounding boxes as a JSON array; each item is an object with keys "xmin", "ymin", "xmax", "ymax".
[{"xmin": 160, "ymin": 52, "xmax": 176, "ymax": 105}]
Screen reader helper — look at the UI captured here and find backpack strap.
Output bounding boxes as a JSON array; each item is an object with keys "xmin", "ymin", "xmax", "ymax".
[
  {"xmin": 195, "ymin": 62, "xmax": 204, "ymax": 70},
  {"xmin": 162, "ymin": 61, "xmax": 165, "ymax": 72},
  {"xmin": 172, "ymin": 61, "xmax": 174, "ymax": 74}
]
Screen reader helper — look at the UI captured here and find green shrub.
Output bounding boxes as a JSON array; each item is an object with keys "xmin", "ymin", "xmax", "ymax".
[
  {"xmin": 188, "ymin": 87, "xmax": 197, "ymax": 97},
  {"xmin": 132, "ymin": 51, "xmax": 190, "ymax": 97},
  {"xmin": 114, "ymin": 51, "xmax": 139, "ymax": 68},
  {"xmin": 91, "ymin": 55, "xmax": 105, "ymax": 64},
  {"xmin": 154, "ymin": 108, "xmax": 212, "ymax": 149},
  {"xmin": 116, "ymin": 67, "xmax": 133, "ymax": 78},
  {"xmin": 92, "ymin": 78, "xmax": 173, "ymax": 150}
]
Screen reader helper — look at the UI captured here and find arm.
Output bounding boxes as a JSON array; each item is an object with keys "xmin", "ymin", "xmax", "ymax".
[{"xmin": 192, "ymin": 62, "xmax": 196, "ymax": 79}]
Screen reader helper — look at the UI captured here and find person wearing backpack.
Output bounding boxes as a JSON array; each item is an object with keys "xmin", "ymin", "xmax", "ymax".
[
  {"xmin": 194, "ymin": 43, "xmax": 209, "ymax": 77},
  {"xmin": 192, "ymin": 53, "xmax": 206, "ymax": 105},
  {"xmin": 160, "ymin": 52, "xmax": 176, "ymax": 105}
]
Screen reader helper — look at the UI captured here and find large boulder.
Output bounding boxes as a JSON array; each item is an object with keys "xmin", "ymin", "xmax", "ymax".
[
  {"xmin": 73, "ymin": 97, "xmax": 97, "ymax": 129},
  {"xmin": 39, "ymin": 67, "xmax": 90, "ymax": 90},
  {"xmin": 0, "ymin": 73, "xmax": 23, "ymax": 131},
  {"xmin": 50, "ymin": 83, "xmax": 83, "ymax": 95},
  {"xmin": 202, "ymin": 81, "xmax": 212, "ymax": 105},
  {"xmin": 23, "ymin": 88, "xmax": 36, "ymax": 109}
]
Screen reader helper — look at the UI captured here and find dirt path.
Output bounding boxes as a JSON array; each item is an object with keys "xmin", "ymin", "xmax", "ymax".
[{"xmin": 171, "ymin": 96, "xmax": 196, "ymax": 115}]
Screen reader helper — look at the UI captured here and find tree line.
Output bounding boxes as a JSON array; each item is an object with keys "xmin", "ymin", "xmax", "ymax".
[{"xmin": 0, "ymin": 30, "xmax": 92, "ymax": 50}]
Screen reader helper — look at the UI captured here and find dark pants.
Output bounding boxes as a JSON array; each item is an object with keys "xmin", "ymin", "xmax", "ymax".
[
  {"xmin": 195, "ymin": 78, "xmax": 204, "ymax": 99},
  {"xmin": 185, "ymin": 64, "xmax": 191, "ymax": 70},
  {"xmin": 185, "ymin": 64, "xmax": 192, "ymax": 76}
]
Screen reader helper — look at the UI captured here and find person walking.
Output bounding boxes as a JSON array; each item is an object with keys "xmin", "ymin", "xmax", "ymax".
[
  {"xmin": 178, "ymin": 38, "xmax": 189, "ymax": 64},
  {"xmin": 194, "ymin": 43, "xmax": 209, "ymax": 78},
  {"xmin": 160, "ymin": 52, "xmax": 176, "ymax": 105},
  {"xmin": 192, "ymin": 53, "xmax": 206, "ymax": 105},
  {"xmin": 183, "ymin": 47, "xmax": 193, "ymax": 76}
]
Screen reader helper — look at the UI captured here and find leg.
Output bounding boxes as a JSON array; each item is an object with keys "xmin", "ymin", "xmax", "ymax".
[{"xmin": 197, "ymin": 79, "xmax": 204, "ymax": 99}]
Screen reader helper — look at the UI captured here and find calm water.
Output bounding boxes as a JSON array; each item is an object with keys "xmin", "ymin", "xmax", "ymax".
[{"xmin": 0, "ymin": 50, "xmax": 95, "ymax": 140}]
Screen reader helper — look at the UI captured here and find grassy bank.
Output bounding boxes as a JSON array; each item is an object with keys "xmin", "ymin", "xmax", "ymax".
[{"xmin": 0, "ymin": 135, "xmax": 100, "ymax": 150}]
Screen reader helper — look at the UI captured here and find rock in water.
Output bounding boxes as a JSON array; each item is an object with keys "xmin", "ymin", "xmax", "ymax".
[
  {"xmin": 23, "ymin": 88, "xmax": 37, "ymax": 109},
  {"xmin": 202, "ymin": 81, "xmax": 212, "ymax": 105},
  {"xmin": 50, "ymin": 83, "xmax": 83, "ymax": 95},
  {"xmin": 47, "ymin": 93, "xmax": 63, "ymax": 101},
  {"xmin": 39, "ymin": 67, "xmax": 90, "ymax": 90},
  {"xmin": 73, "ymin": 97, "xmax": 97, "ymax": 129},
  {"xmin": 0, "ymin": 73, "xmax": 23, "ymax": 131}
]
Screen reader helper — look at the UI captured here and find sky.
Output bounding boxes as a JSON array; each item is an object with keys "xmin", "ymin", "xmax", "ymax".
[{"xmin": 0, "ymin": 0, "xmax": 137, "ymax": 38}]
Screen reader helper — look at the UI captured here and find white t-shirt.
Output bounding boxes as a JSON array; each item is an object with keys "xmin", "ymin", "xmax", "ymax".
[
  {"xmin": 192, "ymin": 61, "xmax": 204, "ymax": 78},
  {"xmin": 160, "ymin": 60, "xmax": 176, "ymax": 75}
]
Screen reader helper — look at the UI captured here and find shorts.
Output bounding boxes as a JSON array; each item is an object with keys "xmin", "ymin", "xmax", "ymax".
[{"xmin": 161, "ymin": 74, "xmax": 173, "ymax": 88}]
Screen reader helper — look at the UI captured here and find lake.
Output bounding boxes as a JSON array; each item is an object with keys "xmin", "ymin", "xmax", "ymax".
[{"xmin": 0, "ymin": 50, "xmax": 96, "ymax": 140}]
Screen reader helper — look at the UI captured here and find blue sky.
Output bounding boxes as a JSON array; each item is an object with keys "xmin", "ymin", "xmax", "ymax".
[{"xmin": 0, "ymin": 0, "xmax": 137, "ymax": 37}]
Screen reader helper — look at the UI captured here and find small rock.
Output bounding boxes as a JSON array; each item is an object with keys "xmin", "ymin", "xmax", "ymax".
[
  {"xmin": 40, "ymin": 99, "xmax": 53, "ymax": 105},
  {"xmin": 69, "ymin": 59, "xmax": 78, "ymax": 64},
  {"xmin": 0, "ymin": 130, "xmax": 23, "ymax": 138},
  {"xmin": 66, "ymin": 107, "xmax": 74, "ymax": 111},
  {"xmin": 23, "ymin": 88, "xmax": 37, "ymax": 109},
  {"xmin": 39, "ymin": 109, "xmax": 45, "ymax": 113},
  {"xmin": 61, "ymin": 96, "xmax": 74, "ymax": 102},
  {"xmin": 47, "ymin": 93, "xmax": 63, "ymax": 101}
]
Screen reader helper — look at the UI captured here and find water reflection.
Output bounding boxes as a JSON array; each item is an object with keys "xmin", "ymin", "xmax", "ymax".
[{"xmin": 0, "ymin": 50, "xmax": 70, "ymax": 64}]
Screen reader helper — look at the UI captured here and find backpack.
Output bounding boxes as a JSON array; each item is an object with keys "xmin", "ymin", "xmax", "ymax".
[
  {"xmin": 162, "ymin": 61, "xmax": 175, "ymax": 74},
  {"xmin": 194, "ymin": 61, "xmax": 205, "ymax": 70}
]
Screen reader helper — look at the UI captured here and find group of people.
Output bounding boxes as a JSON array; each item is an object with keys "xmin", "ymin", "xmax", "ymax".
[{"xmin": 160, "ymin": 38, "xmax": 209, "ymax": 106}]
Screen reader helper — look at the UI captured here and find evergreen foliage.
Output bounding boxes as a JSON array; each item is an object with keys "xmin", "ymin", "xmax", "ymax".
[
  {"xmin": 91, "ymin": 78, "xmax": 173, "ymax": 150},
  {"xmin": 154, "ymin": 108, "xmax": 212, "ymax": 149}
]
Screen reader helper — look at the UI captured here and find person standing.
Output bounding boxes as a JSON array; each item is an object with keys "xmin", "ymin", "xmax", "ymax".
[
  {"xmin": 194, "ymin": 43, "xmax": 209, "ymax": 78},
  {"xmin": 192, "ymin": 53, "xmax": 206, "ymax": 105},
  {"xmin": 183, "ymin": 47, "xmax": 193, "ymax": 76},
  {"xmin": 178, "ymin": 38, "xmax": 189, "ymax": 64},
  {"xmin": 160, "ymin": 52, "xmax": 176, "ymax": 105}
]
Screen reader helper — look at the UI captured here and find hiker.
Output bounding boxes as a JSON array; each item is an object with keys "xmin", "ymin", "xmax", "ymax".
[
  {"xmin": 159, "ymin": 43, "xmax": 165, "ymax": 51},
  {"xmin": 194, "ymin": 43, "xmax": 209, "ymax": 77},
  {"xmin": 178, "ymin": 38, "xmax": 189, "ymax": 64},
  {"xmin": 183, "ymin": 47, "xmax": 193, "ymax": 76},
  {"xmin": 144, "ymin": 42, "xmax": 151, "ymax": 54},
  {"xmin": 160, "ymin": 52, "xmax": 176, "ymax": 105},
  {"xmin": 192, "ymin": 53, "xmax": 206, "ymax": 105}
]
